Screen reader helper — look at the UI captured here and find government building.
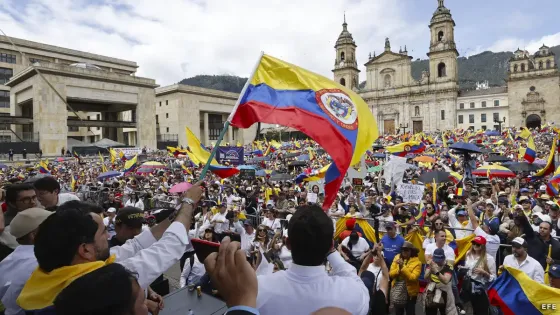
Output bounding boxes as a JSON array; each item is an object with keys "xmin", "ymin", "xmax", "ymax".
[{"xmin": 333, "ymin": 0, "xmax": 560, "ymax": 134}]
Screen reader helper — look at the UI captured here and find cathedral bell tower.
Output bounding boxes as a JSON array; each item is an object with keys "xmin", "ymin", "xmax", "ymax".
[
  {"xmin": 332, "ymin": 14, "xmax": 360, "ymax": 90},
  {"xmin": 427, "ymin": 0, "xmax": 458, "ymax": 83}
]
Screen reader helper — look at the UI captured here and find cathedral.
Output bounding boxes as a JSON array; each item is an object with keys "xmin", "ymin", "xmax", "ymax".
[{"xmin": 332, "ymin": 0, "xmax": 560, "ymax": 134}]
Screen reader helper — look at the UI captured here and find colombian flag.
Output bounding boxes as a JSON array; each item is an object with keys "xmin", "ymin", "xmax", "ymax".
[
  {"xmin": 534, "ymin": 136, "xmax": 557, "ymax": 178},
  {"xmin": 386, "ymin": 141, "xmax": 426, "ymax": 157},
  {"xmin": 488, "ymin": 266, "xmax": 560, "ymax": 315},
  {"xmin": 208, "ymin": 165, "xmax": 240, "ymax": 178},
  {"xmin": 38, "ymin": 160, "xmax": 50, "ymax": 174},
  {"xmin": 524, "ymin": 136, "xmax": 537, "ymax": 164},
  {"xmin": 123, "ymin": 155, "xmax": 137, "ymax": 173},
  {"xmin": 294, "ymin": 163, "xmax": 331, "ymax": 184},
  {"xmin": 229, "ymin": 54, "xmax": 378, "ymax": 209}
]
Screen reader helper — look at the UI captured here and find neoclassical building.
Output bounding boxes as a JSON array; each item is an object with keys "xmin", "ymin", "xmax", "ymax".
[{"xmin": 332, "ymin": 0, "xmax": 560, "ymax": 133}]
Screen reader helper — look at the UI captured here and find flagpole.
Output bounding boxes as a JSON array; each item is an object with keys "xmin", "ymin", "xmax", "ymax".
[{"xmin": 198, "ymin": 51, "xmax": 265, "ymax": 180}]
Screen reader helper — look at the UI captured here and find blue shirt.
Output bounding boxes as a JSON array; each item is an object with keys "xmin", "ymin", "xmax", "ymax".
[{"xmin": 381, "ymin": 234, "xmax": 405, "ymax": 266}]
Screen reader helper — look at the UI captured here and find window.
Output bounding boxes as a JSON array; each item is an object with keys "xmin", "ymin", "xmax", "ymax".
[
  {"xmin": 0, "ymin": 53, "xmax": 16, "ymax": 64},
  {"xmin": 481, "ymin": 101, "xmax": 486, "ymax": 108},
  {"xmin": 481, "ymin": 113, "xmax": 486, "ymax": 122},
  {"xmin": 514, "ymin": 64, "xmax": 518, "ymax": 72},
  {"xmin": 0, "ymin": 90, "xmax": 9, "ymax": 108},
  {"xmin": 468, "ymin": 126, "xmax": 475, "ymax": 131},
  {"xmin": 0, "ymin": 67, "xmax": 13, "ymax": 84},
  {"xmin": 493, "ymin": 125, "xmax": 499, "ymax": 130},
  {"xmin": 339, "ymin": 78, "xmax": 346, "ymax": 86},
  {"xmin": 208, "ymin": 114, "xmax": 223, "ymax": 140},
  {"xmin": 493, "ymin": 113, "xmax": 499, "ymax": 122},
  {"xmin": 384, "ymin": 74, "xmax": 392, "ymax": 88},
  {"xmin": 340, "ymin": 52, "xmax": 345, "ymax": 61},
  {"xmin": 459, "ymin": 103, "xmax": 464, "ymax": 109},
  {"xmin": 437, "ymin": 62, "xmax": 446, "ymax": 77},
  {"xmin": 0, "ymin": 135, "xmax": 10, "ymax": 142},
  {"xmin": 481, "ymin": 125, "xmax": 487, "ymax": 130},
  {"xmin": 155, "ymin": 115, "xmax": 158, "ymax": 124},
  {"xmin": 0, "ymin": 113, "xmax": 8, "ymax": 130},
  {"xmin": 539, "ymin": 61, "xmax": 543, "ymax": 69},
  {"xmin": 166, "ymin": 113, "xmax": 169, "ymax": 118},
  {"xmin": 438, "ymin": 31, "xmax": 444, "ymax": 42},
  {"xmin": 166, "ymin": 100, "xmax": 168, "ymax": 105},
  {"xmin": 547, "ymin": 60, "xmax": 552, "ymax": 69},
  {"xmin": 414, "ymin": 106, "xmax": 420, "ymax": 116},
  {"xmin": 166, "ymin": 127, "xmax": 169, "ymax": 133},
  {"xmin": 470, "ymin": 102, "xmax": 475, "ymax": 109},
  {"xmin": 131, "ymin": 109, "xmax": 136, "ymax": 122},
  {"xmin": 96, "ymin": 114, "xmax": 100, "ymax": 120},
  {"xmin": 458, "ymin": 115, "xmax": 463, "ymax": 124},
  {"xmin": 521, "ymin": 63, "xmax": 525, "ymax": 71},
  {"xmin": 440, "ymin": 110, "xmax": 445, "ymax": 120},
  {"xmin": 469, "ymin": 114, "xmax": 474, "ymax": 123},
  {"xmin": 68, "ymin": 126, "xmax": 79, "ymax": 132},
  {"xmin": 159, "ymin": 101, "xmax": 161, "ymax": 107},
  {"xmin": 494, "ymin": 100, "xmax": 499, "ymax": 107},
  {"xmin": 97, "ymin": 127, "xmax": 100, "ymax": 130},
  {"xmin": 87, "ymin": 116, "xmax": 90, "ymax": 120},
  {"xmin": 29, "ymin": 58, "xmax": 46, "ymax": 64}
]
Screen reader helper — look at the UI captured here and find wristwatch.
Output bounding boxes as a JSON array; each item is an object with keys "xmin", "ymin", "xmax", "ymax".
[{"xmin": 171, "ymin": 197, "xmax": 195, "ymax": 220}]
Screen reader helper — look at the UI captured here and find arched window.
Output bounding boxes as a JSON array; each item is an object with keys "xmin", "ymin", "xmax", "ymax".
[
  {"xmin": 437, "ymin": 62, "xmax": 446, "ymax": 77},
  {"xmin": 514, "ymin": 64, "xmax": 518, "ymax": 72},
  {"xmin": 521, "ymin": 63, "xmax": 525, "ymax": 71},
  {"xmin": 340, "ymin": 52, "xmax": 345, "ymax": 61},
  {"xmin": 414, "ymin": 106, "xmax": 420, "ymax": 117},
  {"xmin": 384, "ymin": 74, "xmax": 391, "ymax": 88},
  {"xmin": 539, "ymin": 61, "xmax": 543, "ymax": 69},
  {"xmin": 546, "ymin": 60, "xmax": 551, "ymax": 69},
  {"xmin": 438, "ymin": 31, "xmax": 444, "ymax": 42},
  {"xmin": 339, "ymin": 78, "xmax": 346, "ymax": 86}
]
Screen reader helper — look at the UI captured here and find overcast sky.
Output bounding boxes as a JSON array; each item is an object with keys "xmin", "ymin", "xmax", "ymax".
[{"xmin": 1, "ymin": 0, "xmax": 559, "ymax": 86}]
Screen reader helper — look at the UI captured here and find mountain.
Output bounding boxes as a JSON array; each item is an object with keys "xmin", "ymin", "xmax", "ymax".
[{"xmin": 180, "ymin": 46, "xmax": 560, "ymax": 93}]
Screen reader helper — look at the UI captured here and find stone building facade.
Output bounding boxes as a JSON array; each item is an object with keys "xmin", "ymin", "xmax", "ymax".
[{"xmin": 456, "ymin": 87, "xmax": 509, "ymax": 131}]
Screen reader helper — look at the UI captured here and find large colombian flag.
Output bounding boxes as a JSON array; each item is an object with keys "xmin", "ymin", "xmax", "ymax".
[
  {"xmin": 488, "ymin": 266, "xmax": 560, "ymax": 315},
  {"xmin": 229, "ymin": 54, "xmax": 378, "ymax": 209}
]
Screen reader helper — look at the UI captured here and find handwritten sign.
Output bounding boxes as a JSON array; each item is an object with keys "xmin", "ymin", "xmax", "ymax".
[{"xmin": 396, "ymin": 184, "xmax": 425, "ymax": 203}]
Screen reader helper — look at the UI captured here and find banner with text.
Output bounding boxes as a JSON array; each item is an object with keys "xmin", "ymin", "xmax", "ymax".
[
  {"xmin": 396, "ymin": 183, "xmax": 425, "ymax": 204},
  {"xmin": 217, "ymin": 147, "xmax": 244, "ymax": 165}
]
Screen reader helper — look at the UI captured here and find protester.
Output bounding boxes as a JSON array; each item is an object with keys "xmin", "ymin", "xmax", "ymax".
[
  {"xmin": 389, "ymin": 241, "xmax": 422, "ymax": 315},
  {"xmin": 33, "ymin": 177, "xmax": 79, "ymax": 211},
  {"xmin": 501, "ymin": 237, "xmax": 545, "ymax": 284}
]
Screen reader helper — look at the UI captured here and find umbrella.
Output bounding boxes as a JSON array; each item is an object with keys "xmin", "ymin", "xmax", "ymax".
[
  {"xmin": 56, "ymin": 157, "xmax": 65, "ymax": 162},
  {"xmin": 372, "ymin": 153, "xmax": 386, "ymax": 158},
  {"xmin": 0, "ymin": 163, "xmax": 7, "ymax": 169},
  {"xmin": 140, "ymin": 161, "xmax": 166, "ymax": 169},
  {"xmin": 169, "ymin": 182, "xmax": 193, "ymax": 194},
  {"xmin": 24, "ymin": 173, "xmax": 50, "ymax": 183},
  {"xmin": 237, "ymin": 165, "xmax": 257, "ymax": 170},
  {"xmin": 450, "ymin": 142, "xmax": 482, "ymax": 154},
  {"xmin": 485, "ymin": 155, "xmax": 511, "ymax": 163},
  {"xmin": 288, "ymin": 161, "xmax": 307, "ymax": 167},
  {"xmin": 413, "ymin": 156, "xmax": 436, "ymax": 163},
  {"xmin": 98, "ymin": 170, "xmax": 121, "ymax": 180},
  {"xmin": 473, "ymin": 165, "xmax": 516, "ymax": 178},
  {"xmin": 136, "ymin": 167, "xmax": 154, "ymax": 174},
  {"xmin": 419, "ymin": 171, "xmax": 451, "ymax": 184},
  {"xmin": 485, "ymin": 130, "xmax": 500, "ymax": 136},
  {"xmin": 505, "ymin": 162, "xmax": 543, "ymax": 173},
  {"xmin": 269, "ymin": 173, "xmax": 292, "ymax": 181}
]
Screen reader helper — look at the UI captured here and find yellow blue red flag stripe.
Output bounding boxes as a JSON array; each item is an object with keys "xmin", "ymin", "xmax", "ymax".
[{"xmin": 230, "ymin": 54, "xmax": 378, "ymax": 209}]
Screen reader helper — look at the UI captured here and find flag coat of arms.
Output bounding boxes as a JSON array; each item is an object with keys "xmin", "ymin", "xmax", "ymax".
[{"xmin": 229, "ymin": 54, "xmax": 378, "ymax": 209}]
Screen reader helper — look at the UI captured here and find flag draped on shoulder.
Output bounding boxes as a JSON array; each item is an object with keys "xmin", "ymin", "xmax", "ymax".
[{"xmin": 229, "ymin": 54, "xmax": 378, "ymax": 209}]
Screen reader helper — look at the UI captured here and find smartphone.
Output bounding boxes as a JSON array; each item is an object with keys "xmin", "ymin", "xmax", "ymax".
[{"xmin": 191, "ymin": 238, "xmax": 220, "ymax": 263}]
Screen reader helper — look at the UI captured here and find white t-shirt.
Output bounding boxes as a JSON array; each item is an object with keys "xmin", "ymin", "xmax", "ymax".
[
  {"xmin": 341, "ymin": 236, "xmax": 370, "ymax": 259},
  {"xmin": 474, "ymin": 226, "xmax": 500, "ymax": 262},
  {"xmin": 57, "ymin": 193, "xmax": 80, "ymax": 206},
  {"xmin": 366, "ymin": 264, "xmax": 384, "ymax": 291},
  {"xmin": 103, "ymin": 216, "xmax": 116, "ymax": 239},
  {"xmin": 211, "ymin": 212, "xmax": 229, "ymax": 234},
  {"xmin": 262, "ymin": 217, "xmax": 281, "ymax": 231},
  {"xmin": 425, "ymin": 243, "xmax": 456, "ymax": 263}
]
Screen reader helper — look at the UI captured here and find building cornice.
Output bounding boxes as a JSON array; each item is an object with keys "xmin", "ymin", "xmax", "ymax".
[{"xmin": 155, "ymin": 84, "xmax": 239, "ymax": 100}]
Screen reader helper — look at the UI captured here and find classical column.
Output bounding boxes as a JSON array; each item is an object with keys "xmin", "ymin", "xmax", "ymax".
[
  {"xmin": 136, "ymin": 88, "xmax": 157, "ymax": 149},
  {"xmin": 203, "ymin": 112, "xmax": 209, "ymax": 145},
  {"xmin": 33, "ymin": 77, "xmax": 68, "ymax": 155}
]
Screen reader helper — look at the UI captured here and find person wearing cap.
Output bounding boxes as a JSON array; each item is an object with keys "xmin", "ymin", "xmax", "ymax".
[
  {"xmin": 425, "ymin": 248, "xmax": 456, "ymax": 315},
  {"xmin": 380, "ymin": 221, "xmax": 405, "ymax": 268},
  {"xmin": 233, "ymin": 219, "xmax": 256, "ymax": 255},
  {"xmin": 341, "ymin": 231, "xmax": 370, "ymax": 266},
  {"xmin": 447, "ymin": 205, "xmax": 473, "ymax": 239},
  {"xmin": 462, "ymin": 235, "xmax": 496, "ymax": 314},
  {"xmin": 103, "ymin": 207, "xmax": 117, "ymax": 240},
  {"xmin": 211, "ymin": 204, "xmax": 229, "ymax": 241},
  {"xmin": 388, "ymin": 241, "xmax": 422, "ymax": 315},
  {"xmin": 501, "ymin": 237, "xmax": 544, "ymax": 283},
  {"xmin": 108, "ymin": 207, "xmax": 146, "ymax": 248},
  {"xmin": 0, "ymin": 208, "xmax": 52, "ymax": 315},
  {"xmin": 466, "ymin": 199, "xmax": 501, "ymax": 265}
]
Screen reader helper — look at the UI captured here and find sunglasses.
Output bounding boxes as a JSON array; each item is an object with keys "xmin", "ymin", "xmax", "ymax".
[
  {"xmin": 472, "ymin": 243, "xmax": 481, "ymax": 246},
  {"xmin": 257, "ymin": 228, "xmax": 267, "ymax": 232}
]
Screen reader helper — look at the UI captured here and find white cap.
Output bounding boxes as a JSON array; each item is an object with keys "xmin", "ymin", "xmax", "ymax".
[
  {"xmin": 246, "ymin": 186, "xmax": 252, "ymax": 191},
  {"xmin": 108, "ymin": 207, "xmax": 117, "ymax": 213},
  {"xmin": 511, "ymin": 237, "xmax": 527, "ymax": 247},
  {"xmin": 540, "ymin": 185, "xmax": 547, "ymax": 191},
  {"xmin": 540, "ymin": 214, "xmax": 552, "ymax": 224}
]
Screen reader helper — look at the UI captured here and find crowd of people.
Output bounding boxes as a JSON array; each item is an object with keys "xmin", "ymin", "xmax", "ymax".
[{"xmin": 0, "ymin": 125, "xmax": 560, "ymax": 315}]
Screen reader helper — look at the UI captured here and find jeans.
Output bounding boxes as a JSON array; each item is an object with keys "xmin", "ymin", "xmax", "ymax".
[
  {"xmin": 395, "ymin": 296, "xmax": 417, "ymax": 315},
  {"xmin": 452, "ymin": 270, "xmax": 463, "ymax": 308}
]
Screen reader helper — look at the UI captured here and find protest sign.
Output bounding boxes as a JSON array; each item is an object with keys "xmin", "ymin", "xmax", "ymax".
[{"xmin": 396, "ymin": 184, "xmax": 425, "ymax": 203}]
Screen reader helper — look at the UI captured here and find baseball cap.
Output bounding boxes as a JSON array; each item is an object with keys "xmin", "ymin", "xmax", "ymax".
[
  {"xmin": 10, "ymin": 208, "xmax": 53, "ymax": 239},
  {"xmin": 472, "ymin": 235, "xmax": 487, "ymax": 245},
  {"xmin": 540, "ymin": 185, "xmax": 547, "ymax": 191},
  {"xmin": 456, "ymin": 209, "xmax": 467, "ymax": 216},
  {"xmin": 385, "ymin": 221, "xmax": 396, "ymax": 229},
  {"xmin": 243, "ymin": 220, "xmax": 253, "ymax": 227},
  {"xmin": 518, "ymin": 196, "xmax": 530, "ymax": 202},
  {"xmin": 432, "ymin": 248, "xmax": 446, "ymax": 263},
  {"xmin": 107, "ymin": 207, "xmax": 117, "ymax": 213},
  {"xmin": 511, "ymin": 237, "xmax": 527, "ymax": 248},
  {"xmin": 115, "ymin": 207, "xmax": 144, "ymax": 228},
  {"xmin": 520, "ymin": 188, "xmax": 529, "ymax": 193},
  {"xmin": 539, "ymin": 194, "xmax": 551, "ymax": 200}
]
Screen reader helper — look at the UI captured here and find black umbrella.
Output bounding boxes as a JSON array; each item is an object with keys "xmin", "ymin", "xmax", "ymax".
[
  {"xmin": 505, "ymin": 162, "xmax": 542, "ymax": 173},
  {"xmin": 486, "ymin": 155, "xmax": 511, "ymax": 163},
  {"xmin": 288, "ymin": 161, "xmax": 307, "ymax": 167},
  {"xmin": 450, "ymin": 142, "xmax": 482, "ymax": 154},
  {"xmin": 269, "ymin": 174, "xmax": 292, "ymax": 181},
  {"xmin": 24, "ymin": 173, "xmax": 50, "ymax": 183},
  {"xmin": 419, "ymin": 171, "xmax": 452, "ymax": 184}
]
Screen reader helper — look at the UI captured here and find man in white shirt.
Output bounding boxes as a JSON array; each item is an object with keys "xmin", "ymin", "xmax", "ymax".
[
  {"xmin": 256, "ymin": 205, "xmax": 369, "ymax": 315},
  {"xmin": 211, "ymin": 204, "xmax": 229, "ymax": 238},
  {"xmin": 447, "ymin": 207, "xmax": 473, "ymax": 239},
  {"xmin": 0, "ymin": 208, "xmax": 52, "ymax": 315},
  {"xmin": 103, "ymin": 208, "xmax": 117, "ymax": 240},
  {"xmin": 33, "ymin": 176, "xmax": 79, "ymax": 211},
  {"xmin": 233, "ymin": 220, "xmax": 256, "ymax": 254},
  {"xmin": 467, "ymin": 199, "xmax": 501, "ymax": 262},
  {"xmin": 425, "ymin": 229, "xmax": 455, "ymax": 265},
  {"xmin": 502, "ymin": 237, "xmax": 544, "ymax": 284},
  {"xmin": 341, "ymin": 232, "xmax": 370, "ymax": 260}
]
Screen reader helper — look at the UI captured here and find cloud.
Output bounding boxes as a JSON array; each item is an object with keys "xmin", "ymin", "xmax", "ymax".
[
  {"xmin": 0, "ymin": 0, "xmax": 425, "ymax": 85},
  {"xmin": 485, "ymin": 32, "xmax": 560, "ymax": 54}
]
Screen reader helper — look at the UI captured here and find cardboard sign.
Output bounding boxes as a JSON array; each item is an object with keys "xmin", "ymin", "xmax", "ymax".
[
  {"xmin": 396, "ymin": 183, "xmax": 425, "ymax": 204},
  {"xmin": 238, "ymin": 169, "xmax": 255, "ymax": 180},
  {"xmin": 307, "ymin": 192, "xmax": 318, "ymax": 203}
]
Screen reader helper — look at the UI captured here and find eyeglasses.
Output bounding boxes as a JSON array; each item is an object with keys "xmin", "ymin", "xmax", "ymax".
[
  {"xmin": 16, "ymin": 195, "xmax": 37, "ymax": 204},
  {"xmin": 434, "ymin": 222, "xmax": 444, "ymax": 225},
  {"xmin": 257, "ymin": 228, "xmax": 267, "ymax": 232},
  {"xmin": 472, "ymin": 243, "xmax": 481, "ymax": 247}
]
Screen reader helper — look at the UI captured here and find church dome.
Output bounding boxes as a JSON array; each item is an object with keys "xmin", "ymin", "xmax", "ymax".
[
  {"xmin": 335, "ymin": 19, "xmax": 356, "ymax": 47},
  {"xmin": 430, "ymin": 0, "xmax": 455, "ymax": 26}
]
